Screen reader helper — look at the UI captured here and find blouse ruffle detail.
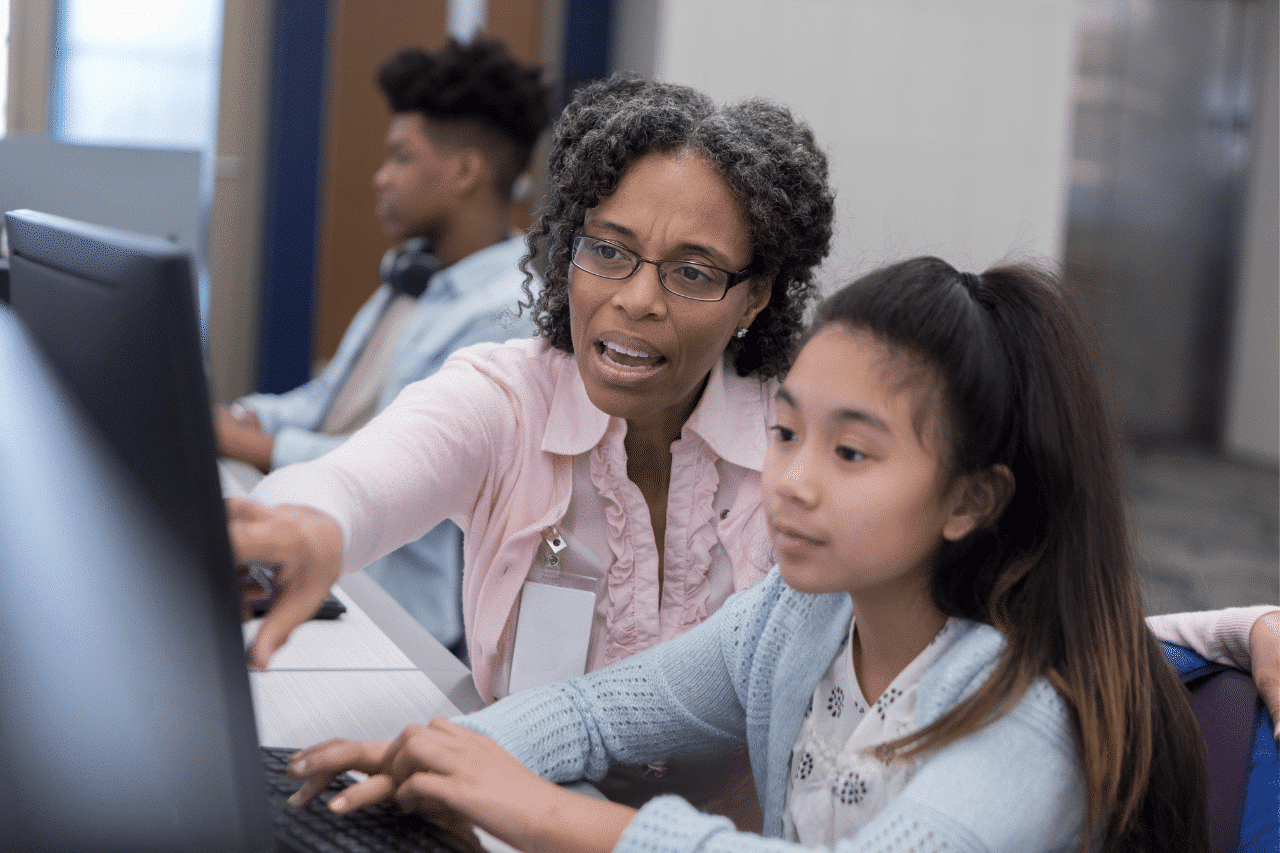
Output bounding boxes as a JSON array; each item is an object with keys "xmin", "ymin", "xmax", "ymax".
[
  {"xmin": 592, "ymin": 423, "xmax": 643, "ymax": 666},
  {"xmin": 662, "ymin": 433, "xmax": 720, "ymax": 634}
]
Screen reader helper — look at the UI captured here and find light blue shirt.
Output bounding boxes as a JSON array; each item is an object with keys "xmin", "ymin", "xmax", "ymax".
[{"xmin": 237, "ymin": 235, "xmax": 535, "ymax": 647}]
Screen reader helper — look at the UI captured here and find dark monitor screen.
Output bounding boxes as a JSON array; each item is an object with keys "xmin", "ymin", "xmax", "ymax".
[
  {"xmin": 0, "ymin": 301, "xmax": 273, "ymax": 852},
  {"xmin": 5, "ymin": 208, "xmax": 230, "ymax": 584}
]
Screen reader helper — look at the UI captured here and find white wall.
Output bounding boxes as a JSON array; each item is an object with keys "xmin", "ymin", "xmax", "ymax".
[{"xmin": 613, "ymin": 0, "xmax": 1080, "ymax": 290}]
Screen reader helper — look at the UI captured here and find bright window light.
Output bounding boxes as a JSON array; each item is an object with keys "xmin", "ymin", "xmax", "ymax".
[{"xmin": 54, "ymin": 0, "xmax": 224, "ymax": 151}]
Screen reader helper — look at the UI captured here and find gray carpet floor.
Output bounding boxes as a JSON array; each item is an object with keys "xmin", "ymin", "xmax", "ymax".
[{"xmin": 1126, "ymin": 446, "xmax": 1278, "ymax": 615}]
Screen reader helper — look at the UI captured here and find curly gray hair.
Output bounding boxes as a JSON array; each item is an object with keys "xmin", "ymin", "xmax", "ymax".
[{"xmin": 520, "ymin": 74, "xmax": 834, "ymax": 379}]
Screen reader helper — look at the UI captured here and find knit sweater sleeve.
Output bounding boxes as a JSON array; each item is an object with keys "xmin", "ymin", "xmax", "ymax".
[
  {"xmin": 610, "ymin": 796, "xmax": 1029, "ymax": 853},
  {"xmin": 453, "ymin": 580, "xmax": 780, "ymax": 782}
]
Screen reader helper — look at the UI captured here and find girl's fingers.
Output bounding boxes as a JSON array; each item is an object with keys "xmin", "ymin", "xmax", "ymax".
[
  {"xmin": 285, "ymin": 740, "xmax": 396, "ymax": 812},
  {"xmin": 290, "ymin": 739, "xmax": 390, "ymax": 778},
  {"xmin": 386, "ymin": 721, "xmax": 460, "ymax": 780},
  {"xmin": 392, "ymin": 764, "xmax": 461, "ymax": 814},
  {"xmin": 327, "ymin": 773, "xmax": 398, "ymax": 814},
  {"xmin": 285, "ymin": 773, "xmax": 341, "ymax": 809},
  {"xmin": 392, "ymin": 779, "xmax": 489, "ymax": 853}
]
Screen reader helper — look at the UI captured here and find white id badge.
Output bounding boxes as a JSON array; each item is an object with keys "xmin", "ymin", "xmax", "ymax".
[{"xmin": 507, "ymin": 528, "xmax": 597, "ymax": 694}]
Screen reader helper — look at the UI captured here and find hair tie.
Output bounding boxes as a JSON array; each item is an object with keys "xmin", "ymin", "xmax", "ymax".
[{"xmin": 960, "ymin": 271, "xmax": 982, "ymax": 293}]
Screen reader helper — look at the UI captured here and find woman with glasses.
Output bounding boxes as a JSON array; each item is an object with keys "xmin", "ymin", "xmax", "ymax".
[{"xmin": 236, "ymin": 74, "xmax": 834, "ymax": 705}]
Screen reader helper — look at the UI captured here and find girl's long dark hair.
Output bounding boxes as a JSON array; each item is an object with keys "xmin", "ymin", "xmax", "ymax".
[{"xmin": 809, "ymin": 257, "xmax": 1210, "ymax": 853}]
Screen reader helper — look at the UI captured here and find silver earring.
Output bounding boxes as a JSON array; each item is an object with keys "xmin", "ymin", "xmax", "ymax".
[{"xmin": 735, "ymin": 327, "xmax": 748, "ymax": 339}]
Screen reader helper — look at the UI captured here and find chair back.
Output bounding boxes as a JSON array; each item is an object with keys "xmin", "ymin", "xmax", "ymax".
[{"xmin": 1163, "ymin": 643, "xmax": 1279, "ymax": 853}]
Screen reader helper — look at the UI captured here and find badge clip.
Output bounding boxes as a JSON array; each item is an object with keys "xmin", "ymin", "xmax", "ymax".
[{"xmin": 542, "ymin": 527, "xmax": 566, "ymax": 567}]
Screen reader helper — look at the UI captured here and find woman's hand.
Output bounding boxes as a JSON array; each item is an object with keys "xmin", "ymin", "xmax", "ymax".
[
  {"xmin": 289, "ymin": 721, "xmax": 637, "ymax": 853},
  {"xmin": 227, "ymin": 498, "xmax": 344, "ymax": 669},
  {"xmin": 1249, "ymin": 610, "xmax": 1280, "ymax": 738},
  {"xmin": 214, "ymin": 405, "xmax": 274, "ymax": 473}
]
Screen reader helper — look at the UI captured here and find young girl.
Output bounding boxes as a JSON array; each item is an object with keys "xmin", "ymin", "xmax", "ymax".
[{"xmin": 287, "ymin": 257, "xmax": 1211, "ymax": 852}]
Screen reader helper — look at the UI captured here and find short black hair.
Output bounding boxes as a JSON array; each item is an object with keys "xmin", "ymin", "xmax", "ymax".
[{"xmin": 377, "ymin": 36, "xmax": 553, "ymax": 196}]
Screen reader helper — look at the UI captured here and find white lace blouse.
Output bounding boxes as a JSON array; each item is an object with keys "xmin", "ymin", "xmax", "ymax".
[{"xmin": 783, "ymin": 617, "xmax": 964, "ymax": 846}]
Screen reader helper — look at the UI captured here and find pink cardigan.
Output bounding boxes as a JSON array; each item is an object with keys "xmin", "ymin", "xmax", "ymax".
[{"xmin": 254, "ymin": 338, "xmax": 777, "ymax": 702}]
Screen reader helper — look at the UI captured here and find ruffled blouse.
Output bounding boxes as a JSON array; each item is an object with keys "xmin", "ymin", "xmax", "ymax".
[
  {"xmin": 499, "ymin": 357, "xmax": 778, "ymax": 689},
  {"xmin": 589, "ymin": 411, "xmax": 743, "ymax": 669}
]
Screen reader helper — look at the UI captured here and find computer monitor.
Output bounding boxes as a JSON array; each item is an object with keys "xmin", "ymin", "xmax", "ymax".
[
  {"xmin": 5, "ymin": 208, "xmax": 230, "ymax": 585},
  {"xmin": 0, "ymin": 302, "xmax": 274, "ymax": 852}
]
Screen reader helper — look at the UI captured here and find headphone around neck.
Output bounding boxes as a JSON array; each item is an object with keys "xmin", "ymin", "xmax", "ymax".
[{"xmin": 379, "ymin": 237, "xmax": 442, "ymax": 298}]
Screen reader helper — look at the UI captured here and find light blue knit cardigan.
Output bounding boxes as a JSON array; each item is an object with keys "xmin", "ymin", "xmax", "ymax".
[{"xmin": 459, "ymin": 569, "xmax": 1086, "ymax": 852}]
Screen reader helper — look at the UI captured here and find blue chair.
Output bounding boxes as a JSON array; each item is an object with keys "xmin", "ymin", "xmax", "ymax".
[{"xmin": 1163, "ymin": 643, "xmax": 1278, "ymax": 853}]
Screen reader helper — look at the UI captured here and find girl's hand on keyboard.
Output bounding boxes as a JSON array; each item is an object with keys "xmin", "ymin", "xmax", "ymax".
[
  {"xmin": 290, "ymin": 721, "xmax": 637, "ymax": 853},
  {"xmin": 285, "ymin": 736, "xmax": 488, "ymax": 853},
  {"xmin": 286, "ymin": 737, "xmax": 392, "ymax": 810}
]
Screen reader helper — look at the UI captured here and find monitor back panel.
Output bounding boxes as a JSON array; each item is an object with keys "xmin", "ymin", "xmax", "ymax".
[{"xmin": 0, "ymin": 303, "xmax": 273, "ymax": 852}]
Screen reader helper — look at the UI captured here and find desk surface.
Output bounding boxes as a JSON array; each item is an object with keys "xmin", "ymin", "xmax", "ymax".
[
  {"xmin": 246, "ymin": 569, "xmax": 483, "ymax": 747},
  {"xmin": 340, "ymin": 570, "xmax": 485, "ymax": 714}
]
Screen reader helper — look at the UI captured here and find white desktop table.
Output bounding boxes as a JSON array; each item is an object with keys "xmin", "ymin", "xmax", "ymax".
[{"xmin": 246, "ymin": 569, "xmax": 485, "ymax": 747}]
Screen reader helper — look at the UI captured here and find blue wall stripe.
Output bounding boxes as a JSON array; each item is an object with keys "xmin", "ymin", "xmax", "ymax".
[
  {"xmin": 560, "ymin": 0, "xmax": 612, "ymax": 109},
  {"xmin": 256, "ymin": 0, "xmax": 329, "ymax": 393}
]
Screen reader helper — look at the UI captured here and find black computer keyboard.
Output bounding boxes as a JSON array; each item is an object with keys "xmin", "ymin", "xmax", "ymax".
[{"xmin": 262, "ymin": 745, "xmax": 471, "ymax": 853}]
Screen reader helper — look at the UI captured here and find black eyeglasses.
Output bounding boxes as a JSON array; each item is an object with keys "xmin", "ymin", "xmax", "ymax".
[{"xmin": 570, "ymin": 234, "xmax": 753, "ymax": 302}]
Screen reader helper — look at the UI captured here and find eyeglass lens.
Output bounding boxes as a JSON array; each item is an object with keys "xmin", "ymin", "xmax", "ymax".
[{"xmin": 572, "ymin": 235, "xmax": 731, "ymax": 301}]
